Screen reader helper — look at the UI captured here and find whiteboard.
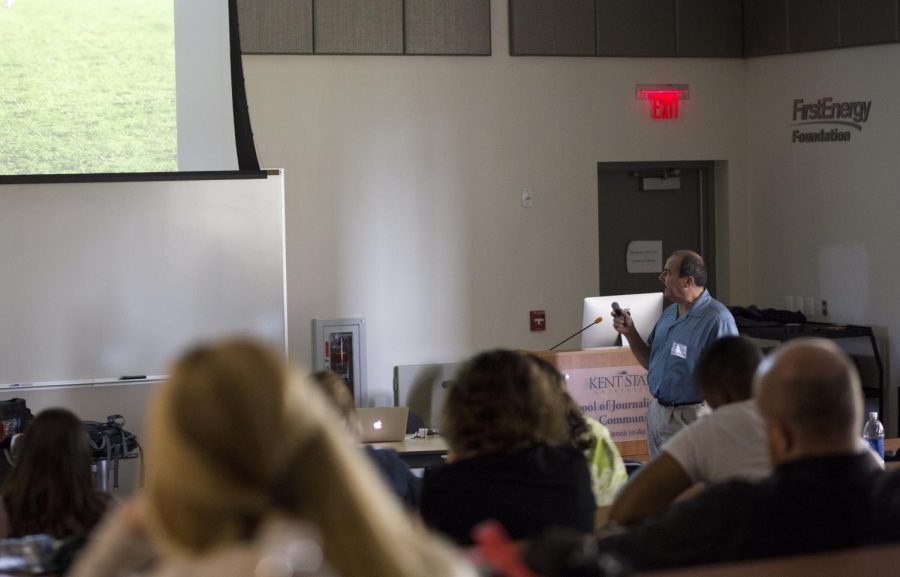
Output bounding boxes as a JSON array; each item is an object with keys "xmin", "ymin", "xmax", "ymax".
[{"xmin": 0, "ymin": 171, "xmax": 286, "ymax": 387}]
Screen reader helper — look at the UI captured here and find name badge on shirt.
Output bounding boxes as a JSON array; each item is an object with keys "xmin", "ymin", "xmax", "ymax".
[{"xmin": 671, "ymin": 342, "xmax": 688, "ymax": 359}]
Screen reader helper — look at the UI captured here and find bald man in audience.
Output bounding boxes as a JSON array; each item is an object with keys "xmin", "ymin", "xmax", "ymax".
[{"xmin": 594, "ymin": 338, "xmax": 900, "ymax": 571}]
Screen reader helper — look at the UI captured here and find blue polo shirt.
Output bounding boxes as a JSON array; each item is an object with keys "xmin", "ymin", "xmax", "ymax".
[{"xmin": 646, "ymin": 290, "xmax": 738, "ymax": 404}]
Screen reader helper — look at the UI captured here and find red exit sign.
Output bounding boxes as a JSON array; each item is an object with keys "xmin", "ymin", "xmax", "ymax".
[
  {"xmin": 636, "ymin": 84, "xmax": 689, "ymax": 121},
  {"xmin": 651, "ymin": 93, "xmax": 680, "ymax": 119}
]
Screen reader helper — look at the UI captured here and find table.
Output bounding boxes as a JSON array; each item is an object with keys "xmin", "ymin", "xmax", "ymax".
[
  {"xmin": 884, "ymin": 437, "xmax": 900, "ymax": 470},
  {"xmin": 366, "ymin": 435, "xmax": 448, "ymax": 468},
  {"xmin": 739, "ymin": 322, "xmax": 885, "ymax": 422},
  {"xmin": 641, "ymin": 542, "xmax": 900, "ymax": 577}
]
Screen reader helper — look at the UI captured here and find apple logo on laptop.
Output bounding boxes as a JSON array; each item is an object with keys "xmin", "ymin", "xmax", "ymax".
[{"xmin": 374, "ymin": 420, "xmax": 383, "ymax": 430}]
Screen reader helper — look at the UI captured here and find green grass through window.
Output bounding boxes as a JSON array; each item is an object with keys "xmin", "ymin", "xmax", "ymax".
[{"xmin": 0, "ymin": 0, "xmax": 176, "ymax": 175}]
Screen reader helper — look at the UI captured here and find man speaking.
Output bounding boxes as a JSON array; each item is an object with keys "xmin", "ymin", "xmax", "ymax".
[{"xmin": 613, "ymin": 250, "xmax": 737, "ymax": 458}]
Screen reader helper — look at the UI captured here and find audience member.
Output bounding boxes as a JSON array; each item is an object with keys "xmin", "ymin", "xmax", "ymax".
[
  {"xmin": 594, "ymin": 338, "xmax": 900, "ymax": 570},
  {"xmin": 0, "ymin": 408, "xmax": 111, "ymax": 540},
  {"xmin": 69, "ymin": 339, "xmax": 474, "ymax": 577},
  {"xmin": 420, "ymin": 349, "xmax": 595, "ymax": 545},
  {"xmin": 0, "ymin": 405, "xmax": 113, "ymax": 573},
  {"xmin": 310, "ymin": 369, "xmax": 422, "ymax": 508},
  {"xmin": 527, "ymin": 354, "xmax": 628, "ymax": 510},
  {"xmin": 609, "ymin": 336, "xmax": 765, "ymax": 524}
]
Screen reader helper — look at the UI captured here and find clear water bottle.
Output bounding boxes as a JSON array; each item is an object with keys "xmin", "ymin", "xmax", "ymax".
[{"xmin": 863, "ymin": 411, "xmax": 885, "ymax": 459}]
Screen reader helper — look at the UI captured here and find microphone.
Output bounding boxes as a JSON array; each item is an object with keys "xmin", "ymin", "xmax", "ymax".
[
  {"xmin": 549, "ymin": 316, "xmax": 603, "ymax": 351},
  {"xmin": 611, "ymin": 302, "xmax": 631, "ymax": 347}
]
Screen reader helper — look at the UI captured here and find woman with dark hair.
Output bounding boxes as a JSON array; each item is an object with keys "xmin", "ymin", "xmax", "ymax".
[
  {"xmin": 527, "ymin": 355, "xmax": 628, "ymax": 516},
  {"xmin": 0, "ymin": 408, "xmax": 110, "ymax": 538},
  {"xmin": 420, "ymin": 349, "xmax": 596, "ymax": 545}
]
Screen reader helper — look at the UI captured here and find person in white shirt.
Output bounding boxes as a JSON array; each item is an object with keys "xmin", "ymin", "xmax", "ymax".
[{"xmin": 609, "ymin": 336, "xmax": 765, "ymax": 525}]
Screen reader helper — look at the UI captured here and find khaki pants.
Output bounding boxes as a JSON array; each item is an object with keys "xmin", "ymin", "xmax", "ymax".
[{"xmin": 646, "ymin": 398, "xmax": 709, "ymax": 459}]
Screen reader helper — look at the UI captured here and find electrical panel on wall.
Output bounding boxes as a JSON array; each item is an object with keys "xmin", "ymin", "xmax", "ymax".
[{"xmin": 312, "ymin": 317, "xmax": 368, "ymax": 406}]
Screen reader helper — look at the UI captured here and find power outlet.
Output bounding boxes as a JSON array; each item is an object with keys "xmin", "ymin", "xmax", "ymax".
[{"xmin": 805, "ymin": 297, "xmax": 815, "ymax": 317}]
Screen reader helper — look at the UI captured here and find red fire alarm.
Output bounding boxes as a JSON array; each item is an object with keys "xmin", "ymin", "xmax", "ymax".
[{"xmin": 530, "ymin": 310, "xmax": 546, "ymax": 332}]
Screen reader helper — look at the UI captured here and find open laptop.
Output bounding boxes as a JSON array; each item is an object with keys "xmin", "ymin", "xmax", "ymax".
[{"xmin": 357, "ymin": 407, "xmax": 410, "ymax": 443}]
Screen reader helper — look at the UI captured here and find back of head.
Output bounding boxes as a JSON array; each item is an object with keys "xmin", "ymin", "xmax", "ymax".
[
  {"xmin": 442, "ymin": 349, "xmax": 569, "ymax": 458},
  {"xmin": 310, "ymin": 370, "xmax": 355, "ymax": 418},
  {"xmin": 754, "ymin": 338, "xmax": 862, "ymax": 457},
  {"xmin": 695, "ymin": 336, "xmax": 763, "ymax": 406},
  {"xmin": 145, "ymin": 339, "xmax": 295, "ymax": 552},
  {"xmin": 526, "ymin": 354, "xmax": 594, "ymax": 453},
  {"xmin": 3, "ymin": 408, "xmax": 105, "ymax": 537},
  {"xmin": 309, "ymin": 370, "xmax": 359, "ymax": 435},
  {"xmin": 145, "ymin": 338, "xmax": 466, "ymax": 577}
]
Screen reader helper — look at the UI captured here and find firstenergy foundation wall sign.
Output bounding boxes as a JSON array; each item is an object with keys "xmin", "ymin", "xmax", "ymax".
[{"xmin": 792, "ymin": 97, "xmax": 872, "ymax": 144}]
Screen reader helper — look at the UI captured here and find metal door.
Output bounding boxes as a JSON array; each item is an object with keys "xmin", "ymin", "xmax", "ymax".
[{"xmin": 597, "ymin": 161, "xmax": 715, "ymax": 297}]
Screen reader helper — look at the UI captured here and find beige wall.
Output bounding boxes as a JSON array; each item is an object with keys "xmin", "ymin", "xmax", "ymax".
[
  {"xmin": 242, "ymin": 1, "xmax": 750, "ymax": 404},
  {"xmin": 745, "ymin": 43, "xmax": 900, "ymax": 431}
]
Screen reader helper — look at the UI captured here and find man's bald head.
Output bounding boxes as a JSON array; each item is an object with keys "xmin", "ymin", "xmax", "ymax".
[{"xmin": 754, "ymin": 338, "xmax": 862, "ymax": 460}]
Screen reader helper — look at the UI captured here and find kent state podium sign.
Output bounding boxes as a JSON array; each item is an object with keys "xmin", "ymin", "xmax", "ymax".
[{"xmin": 533, "ymin": 348, "xmax": 650, "ymax": 443}]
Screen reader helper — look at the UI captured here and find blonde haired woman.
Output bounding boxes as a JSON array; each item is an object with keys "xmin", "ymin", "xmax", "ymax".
[{"xmin": 70, "ymin": 339, "xmax": 473, "ymax": 577}]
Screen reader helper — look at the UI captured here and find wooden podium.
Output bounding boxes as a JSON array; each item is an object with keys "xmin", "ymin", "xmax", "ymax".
[{"xmin": 533, "ymin": 348, "xmax": 651, "ymax": 462}]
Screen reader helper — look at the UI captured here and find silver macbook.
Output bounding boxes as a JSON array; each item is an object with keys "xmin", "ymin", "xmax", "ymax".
[{"xmin": 357, "ymin": 407, "xmax": 409, "ymax": 443}]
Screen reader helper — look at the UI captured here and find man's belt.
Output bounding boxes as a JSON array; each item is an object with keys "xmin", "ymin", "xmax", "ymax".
[{"xmin": 655, "ymin": 398, "xmax": 704, "ymax": 408}]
